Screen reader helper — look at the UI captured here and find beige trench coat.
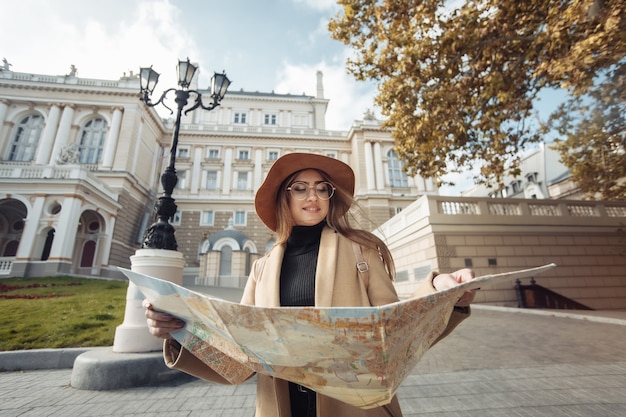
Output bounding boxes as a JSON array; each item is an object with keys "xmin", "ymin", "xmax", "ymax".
[{"xmin": 164, "ymin": 226, "xmax": 469, "ymax": 417}]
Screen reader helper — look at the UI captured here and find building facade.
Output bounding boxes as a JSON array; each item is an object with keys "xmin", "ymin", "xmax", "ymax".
[
  {"xmin": 461, "ymin": 143, "xmax": 583, "ymax": 200},
  {"xmin": 0, "ymin": 67, "xmax": 434, "ymax": 282},
  {"xmin": 376, "ymin": 195, "xmax": 626, "ymax": 310}
]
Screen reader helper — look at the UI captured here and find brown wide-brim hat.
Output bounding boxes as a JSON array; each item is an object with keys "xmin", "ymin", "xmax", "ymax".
[{"xmin": 255, "ymin": 153, "xmax": 355, "ymax": 231}]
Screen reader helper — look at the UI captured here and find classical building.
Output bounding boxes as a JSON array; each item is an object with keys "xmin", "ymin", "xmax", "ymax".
[
  {"xmin": 376, "ymin": 195, "xmax": 626, "ymax": 310},
  {"xmin": 461, "ymin": 143, "xmax": 583, "ymax": 200},
  {"xmin": 0, "ymin": 65, "xmax": 435, "ymax": 283}
]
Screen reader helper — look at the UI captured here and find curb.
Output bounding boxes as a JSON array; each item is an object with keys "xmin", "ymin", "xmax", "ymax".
[
  {"xmin": 0, "ymin": 347, "xmax": 99, "ymax": 371},
  {"xmin": 472, "ymin": 304, "xmax": 626, "ymax": 326}
]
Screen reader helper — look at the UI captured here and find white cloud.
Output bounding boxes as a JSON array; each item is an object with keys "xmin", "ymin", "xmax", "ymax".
[
  {"xmin": 275, "ymin": 60, "xmax": 378, "ymax": 131},
  {"xmin": 292, "ymin": 0, "xmax": 340, "ymax": 12},
  {"xmin": 0, "ymin": 0, "xmax": 200, "ymax": 88},
  {"xmin": 0, "ymin": 0, "xmax": 379, "ymax": 132}
]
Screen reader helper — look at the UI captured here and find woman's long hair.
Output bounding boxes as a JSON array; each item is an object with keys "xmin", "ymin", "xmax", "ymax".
[{"xmin": 273, "ymin": 169, "xmax": 395, "ymax": 280}]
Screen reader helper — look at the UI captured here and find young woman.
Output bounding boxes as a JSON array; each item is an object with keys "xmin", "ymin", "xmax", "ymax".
[{"xmin": 144, "ymin": 153, "xmax": 476, "ymax": 417}]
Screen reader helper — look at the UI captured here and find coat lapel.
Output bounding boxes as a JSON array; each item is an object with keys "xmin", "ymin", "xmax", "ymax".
[
  {"xmin": 258, "ymin": 244, "xmax": 284, "ymax": 307},
  {"xmin": 258, "ymin": 226, "xmax": 338, "ymax": 308},
  {"xmin": 315, "ymin": 227, "xmax": 338, "ymax": 307}
]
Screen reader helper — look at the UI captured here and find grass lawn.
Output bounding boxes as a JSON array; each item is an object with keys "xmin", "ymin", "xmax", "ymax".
[{"xmin": 0, "ymin": 276, "xmax": 128, "ymax": 351}]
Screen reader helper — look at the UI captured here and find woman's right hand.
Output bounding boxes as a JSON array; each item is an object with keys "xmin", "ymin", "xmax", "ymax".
[{"xmin": 142, "ymin": 299, "xmax": 185, "ymax": 339}]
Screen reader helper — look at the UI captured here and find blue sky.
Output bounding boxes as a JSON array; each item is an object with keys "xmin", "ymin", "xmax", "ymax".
[
  {"xmin": 0, "ymin": 0, "xmax": 377, "ymax": 132},
  {"xmin": 1, "ymin": 0, "xmax": 569, "ymax": 195}
]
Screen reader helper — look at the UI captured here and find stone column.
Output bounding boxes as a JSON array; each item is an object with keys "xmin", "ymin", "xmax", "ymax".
[
  {"xmin": 98, "ymin": 215, "xmax": 115, "ymax": 269},
  {"xmin": 48, "ymin": 104, "xmax": 75, "ymax": 165},
  {"xmin": 222, "ymin": 146, "xmax": 233, "ymax": 194},
  {"xmin": 35, "ymin": 103, "xmax": 61, "ymax": 165},
  {"xmin": 49, "ymin": 196, "xmax": 82, "ymax": 261},
  {"xmin": 15, "ymin": 196, "xmax": 45, "ymax": 260},
  {"xmin": 101, "ymin": 107, "xmax": 123, "ymax": 168},
  {"xmin": 0, "ymin": 99, "xmax": 9, "ymax": 133},
  {"xmin": 373, "ymin": 142, "xmax": 385, "ymax": 190},
  {"xmin": 190, "ymin": 146, "xmax": 202, "ymax": 194},
  {"xmin": 363, "ymin": 141, "xmax": 376, "ymax": 191},
  {"xmin": 253, "ymin": 147, "xmax": 263, "ymax": 190}
]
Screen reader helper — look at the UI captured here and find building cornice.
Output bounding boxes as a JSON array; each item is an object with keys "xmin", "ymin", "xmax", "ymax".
[{"xmin": 0, "ymin": 71, "xmax": 140, "ymax": 98}]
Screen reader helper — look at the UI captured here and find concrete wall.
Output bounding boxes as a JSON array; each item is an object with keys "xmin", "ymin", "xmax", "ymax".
[{"xmin": 376, "ymin": 196, "xmax": 626, "ymax": 310}]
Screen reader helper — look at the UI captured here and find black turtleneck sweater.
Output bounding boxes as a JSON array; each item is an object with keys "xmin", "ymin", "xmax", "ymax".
[
  {"xmin": 279, "ymin": 221, "xmax": 325, "ymax": 307},
  {"xmin": 280, "ymin": 222, "xmax": 324, "ymax": 416}
]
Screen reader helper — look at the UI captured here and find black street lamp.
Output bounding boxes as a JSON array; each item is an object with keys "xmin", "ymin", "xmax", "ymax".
[{"xmin": 139, "ymin": 58, "xmax": 230, "ymax": 250}]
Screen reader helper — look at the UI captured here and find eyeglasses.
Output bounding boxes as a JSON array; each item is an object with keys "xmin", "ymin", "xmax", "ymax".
[{"xmin": 286, "ymin": 181, "xmax": 336, "ymax": 200}]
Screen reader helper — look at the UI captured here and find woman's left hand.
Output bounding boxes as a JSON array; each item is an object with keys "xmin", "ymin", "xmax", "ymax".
[{"xmin": 433, "ymin": 268, "xmax": 476, "ymax": 307}]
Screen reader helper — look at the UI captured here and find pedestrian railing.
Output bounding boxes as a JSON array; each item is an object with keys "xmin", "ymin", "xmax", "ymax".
[{"xmin": 515, "ymin": 277, "xmax": 594, "ymax": 310}]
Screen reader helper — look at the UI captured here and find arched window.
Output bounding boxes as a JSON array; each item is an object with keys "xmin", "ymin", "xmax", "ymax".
[
  {"xmin": 8, "ymin": 114, "xmax": 44, "ymax": 161},
  {"xmin": 78, "ymin": 118, "xmax": 108, "ymax": 164},
  {"xmin": 3, "ymin": 240, "xmax": 19, "ymax": 257},
  {"xmin": 80, "ymin": 240, "xmax": 96, "ymax": 267},
  {"xmin": 387, "ymin": 150, "xmax": 408, "ymax": 187}
]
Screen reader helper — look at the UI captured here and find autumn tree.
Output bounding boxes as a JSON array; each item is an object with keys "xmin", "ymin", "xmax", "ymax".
[
  {"xmin": 328, "ymin": 0, "xmax": 626, "ymax": 193},
  {"xmin": 547, "ymin": 68, "xmax": 626, "ymax": 200}
]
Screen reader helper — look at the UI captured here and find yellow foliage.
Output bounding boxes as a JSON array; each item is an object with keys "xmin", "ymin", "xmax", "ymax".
[{"xmin": 329, "ymin": 0, "xmax": 626, "ymax": 190}]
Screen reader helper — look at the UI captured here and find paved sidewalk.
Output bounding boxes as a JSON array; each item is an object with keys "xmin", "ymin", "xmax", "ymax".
[{"xmin": 2, "ymin": 306, "xmax": 626, "ymax": 416}]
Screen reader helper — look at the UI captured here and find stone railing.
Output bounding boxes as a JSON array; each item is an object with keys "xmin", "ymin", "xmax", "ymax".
[
  {"xmin": 377, "ymin": 194, "xmax": 626, "ymax": 256},
  {"xmin": 0, "ymin": 163, "xmax": 118, "ymax": 200},
  {"xmin": 376, "ymin": 195, "xmax": 626, "ymax": 309},
  {"xmin": 181, "ymin": 123, "xmax": 347, "ymax": 138},
  {"xmin": 0, "ymin": 257, "xmax": 13, "ymax": 275},
  {"xmin": 434, "ymin": 197, "xmax": 626, "ymax": 219},
  {"xmin": 1, "ymin": 70, "xmax": 138, "ymax": 90}
]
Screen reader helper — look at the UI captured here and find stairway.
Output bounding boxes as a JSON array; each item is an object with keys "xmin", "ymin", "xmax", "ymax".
[{"xmin": 515, "ymin": 278, "xmax": 594, "ymax": 310}]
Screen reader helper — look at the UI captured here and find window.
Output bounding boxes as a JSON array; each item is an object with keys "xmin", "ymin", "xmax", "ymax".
[
  {"xmin": 292, "ymin": 113, "xmax": 308, "ymax": 127},
  {"xmin": 234, "ymin": 211, "xmax": 246, "ymax": 226},
  {"xmin": 268, "ymin": 151, "xmax": 279, "ymax": 161},
  {"xmin": 238, "ymin": 150, "xmax": 250, "ymax": 160},
  {"xmin": 78, "ymin": 118, "xmax": 108, "ymax": 164},
  {"xmin": 234, "ymin": 112, "xmax": 247, "ymax": 124},
  {"xmin": 264, "ymin": 114, "xmax": 277, "ymax": 125},
  {"xmin": 8, "ymin": 114, "xmax": 44, "ymax": 161},
  {"xmin": 526, "ymin": 172, "xmax": 538, "ymax": 183},
  {"xmin": 387, "ymin": 150, "xmax": 408, "ymax": 187},
  {"xmin": 413, "ymin": 265, "xmax": 431, "ymax": 280},
  {"xmin": 177, "ymin": 147, "xmax": 190, "ymax": 158},
  {"xmin": 176, "ymin": 170, "xmax": 187, "ymax": 189},
  {"xmin": 237, "ymin": 171, "xmax": 248, "ymax": 190},
  {"xmin": 511, "ymin": 180, "xmax": 521, "ymax": 194},
  {"xmin": 219, "ymin": 246, "xmax": 232, "ymax": 275},
  {"xmin": 171, "ymin": 211, "xmax": 182, "ymax": 225},
  {"xmin": 208, "ymin": 148, "xmax": 220, "ymax": 159},
  {"xmin": 200, "ymin": 211, "xmax": 214, "ymax": 226},
  {"xmin": 205, "ymin": 171, "xmax": 218, "ymax": 190},
  {"xmin": 396, "ymin": 270, "xmax": 409, "ymax": 282}
]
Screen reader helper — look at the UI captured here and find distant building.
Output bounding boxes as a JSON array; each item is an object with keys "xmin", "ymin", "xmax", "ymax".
[
  {"xmin": 0, "ymin": 67, "xmax": 435, "ymax": 283},
  {"xmin": 461, "ymin": 143, "xmax": 582, "ymax": 200}
]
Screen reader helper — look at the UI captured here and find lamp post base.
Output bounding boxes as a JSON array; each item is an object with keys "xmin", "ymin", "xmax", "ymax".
[
  {"xmin": 113, "ymin": 249, "xmax": 185, "ymax": 353},
  {"xmin": 71, "ymin": 249, "xmax": 187, "ymax": 389},
  {"xmin": 70, "ymin": 347, "xmax": 194, "ymax": 390}
]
